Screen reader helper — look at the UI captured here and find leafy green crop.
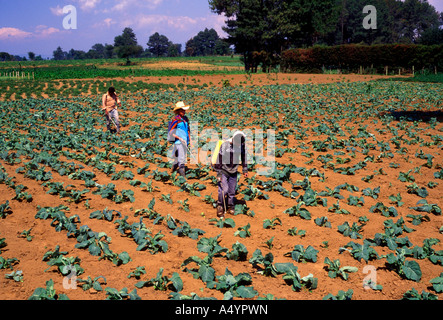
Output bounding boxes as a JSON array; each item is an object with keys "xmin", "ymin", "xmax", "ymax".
[
  {"xmin": 339, "ymin": 241, "xmax": 379, "ymax": 262},
  {"xmin": 323, "ymin": 289, "xmax": 353, "ymax": 300},
  {"xmin": 324, "ymin": 257, "xmax": 358, "ymax": 280},
  {"xmin": 402, "ymin": 288, "xmax": 438, "ymax": 300},
  {"xmin": 105, "ymin": 287, "xmax": 141, "ymax": 300},
  {"xmin": 430, "ymin": 272, "xmax": 443, "ymax": 293},
  {"xmin": 136, "ymin": 268, "xmax": 183, "ymax": 292},
  {"xmin": 28, "ymin": 279, "xmax": 69, "ymax": 300},
  {"xmin": 284, "ymin": 245, "xmax": 318, "ymax": 263},
  {"xmin": 206, "ymin": 268, "xmax": 258, "ymax": 299},
  {"xmin": 385, "ymin": 249, "xmax": 422, "ymax": 282},
  {"xmin": 274, "ymin": 263, "xmax": 318, "ymax": 292}
]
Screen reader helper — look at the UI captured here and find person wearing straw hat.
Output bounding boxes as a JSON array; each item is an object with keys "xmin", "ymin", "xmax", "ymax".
[
  {"xmin": 212, "ymin": 131, "xmax": 248, "ymax": 218},
  {"xmin": 169, "ymin": 101, "xmax": 191, "ymax": 177},
  {"xmin": 102, "ymin": 87, "xmax": 121, "ymax": 134}
]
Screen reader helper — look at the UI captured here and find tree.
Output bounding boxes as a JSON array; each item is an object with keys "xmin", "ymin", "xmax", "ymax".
[
  {"xmin": 419, "ymin": 27, "xmax": 443, "ymax": 45},
  {"xmin": 53, "ymin": 46, "xmax": 67, "ymax": 60},
  {"xmin": 0, "ymin": 52, "xmax": 12, "ymax": 61},
  {"xmin": 147, "ymin": 32, "xmax": 170, "ymax": 57},
  {"xmin": 88, "ymin": 43, "xmax": 106, "ymax": 59},
  {"xmin": 167, "ymin": 43, "xmax": 182, "ymax": 57},
  {"xmin": 104, "ymin": 44, "xmax": 115, "ymax": 59},
  {"xmin": 400, "ymin": 0, "xmax": 440, "ymax": 43},
  {"xmin": 114, "ymin": 28, "xmax": 143, "ymax": 64},
  {"xmin": 28, "ymin": 52, "xmax": 36, "ymax": 61},
  {"xmin": 209, "ymin": 0, "xmax": 338, "ymax": 72},
  {"xmin": 214, "ymin": 39, "xmax": 231, "ymax": 56},
  {"xmin": 185, "ymin": 28, "xmax": 226, "ymax": 56},
  {"xmin": 329, "ymin": 0, "xmax": 441, "ymax": 45},
  {"xmin": 67, "ymin": 49, "xmax": 87, "ymax": 60}
]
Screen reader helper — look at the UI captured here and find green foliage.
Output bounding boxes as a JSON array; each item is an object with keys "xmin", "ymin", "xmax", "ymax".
[
  {"xmin": 274, "ymin": 263, "xmax": 318, "ymax": 292},
  {"xmin": 324, "ymin": 257, "xmax": 358, "ymax": 280},
  {"xmin": 77, "ymin": 276, "xmax": 107, "ymax": 292},
  {"xmin": 249, "ymin": 250, "xmax": 279, "ymax": 277},
  {"xmin": 282, "ymin": 45, "xmax": 443, "ymax": 74},
  {"xmin": 339, "ymin": 241, "xmax": 379, "ymax": 262},
  {"xmin": 323, "ymin": 289, "xmax": 353, "ymax": 300},
  {"xmin": 166, "ymin": 215, "xmax": 205, "ymax": 240},
  {"xmin": 90, "ymin": 208, "xmax": 122, "ymax": 221},
  {"xmin": 105, "ymin": 287, "xmax": 141, "ymax": 300},
  {"xmin": 337, "ymin": 221, "xmax": 363, "ymax": 239},
  {"xmin": 0, "ymin": 200, "xmax": 12, "ymax": 218},
  {"xmin": 226, "ymin": 242, "xmax": 249, "ymax": 262},
  {"xmin": 285, "ymin": 245, "xmax": 319, "ymax": 263},
  {"xmin": 206, "ymin": 268, "xmax": 258, "ymax": 300},
  {"xmin": 28, "ymin": 279, "xmax": 69, "ymax": 300},
  {"xmin": 284, "ymin": 202, "xmax": 311, "ymax": 220},
  {"xmin": 430, "ymin": 272, "xmax": 443, "ymax": 293},
  {"xmin": 135, "ymin": 268, "xmax": 183, "ymax": 292},
  {"xmin": 385, "ymin": 249, "xmax": 422, "ymax": 282},
  {"xmin": 402, "ymin": 288, "xmax": 438, "ymax": 300}
]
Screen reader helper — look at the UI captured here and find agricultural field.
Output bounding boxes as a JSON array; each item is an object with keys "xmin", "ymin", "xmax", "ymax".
[{"xmin": 0, "ymin": 59, "xmax": 442, "ymax": 301}]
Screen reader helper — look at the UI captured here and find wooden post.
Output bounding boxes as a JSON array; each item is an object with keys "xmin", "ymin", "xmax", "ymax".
[{"xmin": 412, "ymin": 66, "xmax": 415, "ymax": 76}]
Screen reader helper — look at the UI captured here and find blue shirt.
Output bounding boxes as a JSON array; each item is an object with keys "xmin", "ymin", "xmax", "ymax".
[{"xmin": 174, "ymin": 117, "xmax": 189, "ymax": 145}]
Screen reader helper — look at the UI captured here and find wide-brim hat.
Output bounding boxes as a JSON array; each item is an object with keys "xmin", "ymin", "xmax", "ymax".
[{"xmin": 173, "ymin": 101, "xmax": 190, "ymax": 112}]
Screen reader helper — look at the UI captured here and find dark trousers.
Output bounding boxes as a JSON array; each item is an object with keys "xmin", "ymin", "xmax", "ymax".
[{"xmin": 218, "ymin": 173, "xmax": 237, "ymax": 209}]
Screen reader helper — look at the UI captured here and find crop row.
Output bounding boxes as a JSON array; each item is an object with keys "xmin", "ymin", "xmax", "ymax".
[{"xmin": 0, "ymin": 80, "xmax": 442, "ymax": 300}]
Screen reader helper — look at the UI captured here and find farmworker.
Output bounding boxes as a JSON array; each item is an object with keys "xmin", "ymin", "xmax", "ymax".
[
  {"xmin": 212, "ymin": 131, "xmax": 249, "ymax": 218},
  {"xmin": 102, "ymin": 87, "xmax": 121, "ymax": 134},
  {"xmin": 169, "ymin": 101, "xmax": 191, "ymax": 178}
]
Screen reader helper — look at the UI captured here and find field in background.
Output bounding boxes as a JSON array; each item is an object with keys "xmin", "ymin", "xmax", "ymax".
[{"xmin": 0, "ymin": 57, "xmax": 442, "ymax": 301}]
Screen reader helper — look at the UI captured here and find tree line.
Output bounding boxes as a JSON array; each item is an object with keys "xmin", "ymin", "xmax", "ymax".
[
  {"xmin": 52, "ymin": 27, "xmax": 231, "ymax": 63},
  {"xmin": 0, "ymin": 27, "xmax": 231, "ymax": 62},
  {"xmin": 209, "ymin": 0, "xmax": 443, "ymax": 72}
]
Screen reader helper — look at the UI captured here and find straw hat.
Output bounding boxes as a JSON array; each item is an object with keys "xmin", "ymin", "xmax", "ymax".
[{"xmin": 173, "ymin": 101, "xmax": 190, "ymax": 112}]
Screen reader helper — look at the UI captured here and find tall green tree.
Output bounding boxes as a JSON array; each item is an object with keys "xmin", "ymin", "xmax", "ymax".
[
  {"xmin": 185, "ymin": 28, "xmax": 228, "ymax": 56},
  {"xmin": 209, "ymin": 0, "xmax": 338, "ymax": 72},
  {"xmin": 400, "ymin": 0, "xmax": 440, "ymax": 43},
  {"xmin": 114, "ymin": 28, "xmax": 143, "ymax": 64},
  {"xmin": 147, "ymin": 32, "xmax": 170, "ymax": 57},
  {"xmin": 329, "ymin": 0, "xmax": 441, "ymax": 45},
  {"xmin": 53, "ymin": 47, "xmax": 67, "ymax": 60}
]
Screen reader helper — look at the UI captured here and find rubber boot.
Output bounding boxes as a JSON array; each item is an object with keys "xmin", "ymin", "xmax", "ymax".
[
  {"xmin": 217, "ymin": 206, "xmax": 225, "ymax": 218},
  {"xmin": 178, "ymin": 166, "xmax": 186, "ymax": 178}
]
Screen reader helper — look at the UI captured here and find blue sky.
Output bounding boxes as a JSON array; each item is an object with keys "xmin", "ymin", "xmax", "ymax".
[
  {"xmin": 1, "ymin": 0, "xmax": 442, "ymax": 59},
  {"xmin": 0, "ymin": 0, "xmax": 228, "ymax": 58}
]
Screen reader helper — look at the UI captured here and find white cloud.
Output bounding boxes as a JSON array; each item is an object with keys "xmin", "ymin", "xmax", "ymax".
[
  {"xmin": 131, "ymin": 14, "xmax": 197, "ymax": 30},
  {"xmin": 50, "ymin": 5, "xmax": 65, "ymax": 16},
  {"xmin": 0, "ymin": 27, "xmax": 32, "ymax": 40},
  {"xmin": 0, "ymin": 26, "xmax": 64, "ymax": 41},
  {"xmin": 34, "ymin": 25, "xmax": 63, "ymax": 38},
  {"xmin": 111, "ymin": 0, "xmax": 164, "ymax": 12},
  {"xmin": 75, "ymin": 0, "xmax": 102, "ymax": 11},
  {"xmin": 92, "ymin": 18, "xmax": 116, "ymax": 29}
]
